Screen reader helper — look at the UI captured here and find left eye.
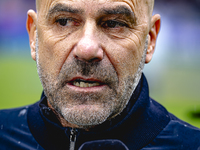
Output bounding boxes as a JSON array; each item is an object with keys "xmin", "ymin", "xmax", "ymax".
[
  {"xmin": 102, "ymin": 20, "xmax": 128, "ymax": 28},
  {"xmin": 55, "ymin": 18, "xmax": 78, "ymax": 26}
]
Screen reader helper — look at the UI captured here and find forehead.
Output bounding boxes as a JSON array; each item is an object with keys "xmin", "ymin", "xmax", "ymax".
[{"xmin": 38, "ymin": 0, "xmax": 149, "ymax": 16}]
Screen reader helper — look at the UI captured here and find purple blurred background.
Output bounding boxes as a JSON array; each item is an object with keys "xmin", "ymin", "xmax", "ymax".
[{"xmin": 0, "ymin": 0, "xmax": 35, "ymax": 54}]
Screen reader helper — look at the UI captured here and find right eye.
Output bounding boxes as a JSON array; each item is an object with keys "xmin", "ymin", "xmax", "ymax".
[{"xmin": 55, "ymin": 18, "xmax": 79, "ymax": 27}]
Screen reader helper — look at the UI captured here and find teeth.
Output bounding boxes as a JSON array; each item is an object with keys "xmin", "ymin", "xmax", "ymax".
[
  {"xmin": 75, "ymin": 81, "xmax": 80, "ymax": 87},
  {"xmin": 80, "ymin": 82, "xmax": 84, "ymax": 87},
  {"xmin": 73, "ymin": 81, "xmax": 100, "ymax": 87},
  {"xmin": 93, "ymin": 83, "xmax": 100, "ymax": 86},
  {"xmin": 85, "ymin": 83, "xmax": 89, "ymax": 87}
]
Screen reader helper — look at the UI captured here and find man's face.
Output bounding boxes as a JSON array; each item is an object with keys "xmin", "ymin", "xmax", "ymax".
[{"xmin": 28, "ymin": 0, "xmax": 157, "ymax": 128}]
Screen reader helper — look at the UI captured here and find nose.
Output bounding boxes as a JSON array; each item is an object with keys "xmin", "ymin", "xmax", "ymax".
[{"xmin": 73, "ymin": 22, "xmax": 103, "ymax": 62}]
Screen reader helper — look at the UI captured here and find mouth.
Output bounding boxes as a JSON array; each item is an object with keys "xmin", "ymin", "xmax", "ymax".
[{"xmin": 70, "ymin": 78, "xmax": 103, "ymax": 88}]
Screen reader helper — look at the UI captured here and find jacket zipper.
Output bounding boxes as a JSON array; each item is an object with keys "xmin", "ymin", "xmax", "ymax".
[{"xmin": 69, "ymin": 128, "xmax": 77, "ymax": 150}]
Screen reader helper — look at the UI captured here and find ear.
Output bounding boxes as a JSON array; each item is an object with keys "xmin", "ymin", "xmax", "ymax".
[
  {"xmin": 145, "ymin": 14, "xmax": 161, "ymax": 63},
  {"xmin": 26, "ymin": 10, "xmax": 37, "ymax": 61}
]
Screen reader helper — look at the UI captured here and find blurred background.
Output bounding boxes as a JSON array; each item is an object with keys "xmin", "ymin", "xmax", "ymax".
[{"xmin": 0, "ymin": 0, "xmax": 200, "ymax": 127}]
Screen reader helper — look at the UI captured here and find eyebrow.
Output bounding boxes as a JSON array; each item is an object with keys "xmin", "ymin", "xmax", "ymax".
[
  {"xmin": 99, "ymin": 6, "xmax": 136, "ymax": 24},
  {"xmin": 47, "ymin": 3, "xmax": 83, "ymax": 18},
  {"xmin": 46, "ymin": 4, "xmax": 136, "ymax": 24}
]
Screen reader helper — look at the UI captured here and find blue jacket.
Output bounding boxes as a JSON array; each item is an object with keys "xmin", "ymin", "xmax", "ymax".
[{"xmin": 0, "ymin": 74, "xmax": 200, "ymax": 150}]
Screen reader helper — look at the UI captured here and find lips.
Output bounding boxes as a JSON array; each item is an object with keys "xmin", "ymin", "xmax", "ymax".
[{"xmin": 70, "ymin": 78, "xmax": 103, "ymax": 88}]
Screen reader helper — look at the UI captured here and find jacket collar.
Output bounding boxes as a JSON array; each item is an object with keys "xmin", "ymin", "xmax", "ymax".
[{"xmin": 27, "ymin": 74, "xmax": 170, "ymax": 150}]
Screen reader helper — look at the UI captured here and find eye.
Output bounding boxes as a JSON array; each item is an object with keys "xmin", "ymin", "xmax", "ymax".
[
  {"xmin": 55, "ymin": 18, "xmax": 79, "ymax": 27},
  {"xmin": 102, "ymin": 20, "xmax": 128, "ymax": 28}
]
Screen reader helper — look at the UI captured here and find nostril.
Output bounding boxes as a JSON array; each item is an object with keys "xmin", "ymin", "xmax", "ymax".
[
  {"xmin": 74, "ymin": 55, "xmax": 79, "ymax": 59},
  {"xmin": 74, "ymin": 55, "xmax": 101, "ymax": 62},
  {"xmin": 88, "ymin": 58, "xmax": 100, "ymax": 62},
  {"xmin": 73, "ymin": 46, "xmax": 103, "ymax": 62}
]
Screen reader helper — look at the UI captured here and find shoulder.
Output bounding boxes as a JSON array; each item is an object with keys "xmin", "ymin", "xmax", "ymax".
[
  {"xmin": 0, "ymin": 106, "xmax": 30, "ymax": 130},
  {"xmin": 167, "ymin": 113, "xmax": 200, "ymax": 143},
  {"xmin": 0, "ymin": 106, "xmax": 29, "ymax": 121},
  {"xmin": 0, "ymin": 105, "xmax": 44, "ymax": 150},
  {"xmin": 144, "ymin": 113, "xmax": 200, "ymax": 149}
]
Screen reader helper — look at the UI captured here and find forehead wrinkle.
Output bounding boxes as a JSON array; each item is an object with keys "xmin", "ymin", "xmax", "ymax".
[
  {"xmin": 114, "ymin": 0, "xmax": 146, "ymax": 16},
  {"xmin": 120, "ymin": 0, "xmax": 152, "ymax": 14},
  {"xmin": 128, "ymin": 0, "xmax": 152, "ymax": 24}
]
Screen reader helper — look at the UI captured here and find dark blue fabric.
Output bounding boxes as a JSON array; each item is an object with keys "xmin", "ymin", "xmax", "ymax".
[
  {"xmin": 0, "ymin": 106, "xmax": 44, "ymax": 150},
  {"xmin": 78, "ymin": 139, "xmax": 129, "ymax": 150},
  {"xmin": 144, "ymin": 118, "xmax": 200, "ymax": 149},
  {"xmin": 0, "ymin": 74, "xmax": 200, "ymax": 150}
]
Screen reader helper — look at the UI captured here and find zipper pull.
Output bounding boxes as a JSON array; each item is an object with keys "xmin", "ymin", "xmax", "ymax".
[{"xmin": 69, "ymin": 128, "xmax": 77, "ymax": 150}]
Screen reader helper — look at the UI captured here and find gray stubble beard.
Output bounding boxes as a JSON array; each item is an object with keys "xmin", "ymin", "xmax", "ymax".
[{"xmin": 35, "ymin": 34, "xmax": 148, "ymax": 128}]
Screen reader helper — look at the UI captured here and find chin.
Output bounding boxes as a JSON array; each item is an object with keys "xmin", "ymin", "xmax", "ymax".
[{"xmin": 60, "ymin": 103, "xmax": 112, "ymax": 127}]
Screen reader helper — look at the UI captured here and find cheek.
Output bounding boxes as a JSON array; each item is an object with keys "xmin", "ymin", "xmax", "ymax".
[
  {"xmin": 104, "ymin": 36, "xmax": 144, "ymax": 79},
  {"xmin": 37, "ymin": 28, "xmax": 78, "ymax": 76}
]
